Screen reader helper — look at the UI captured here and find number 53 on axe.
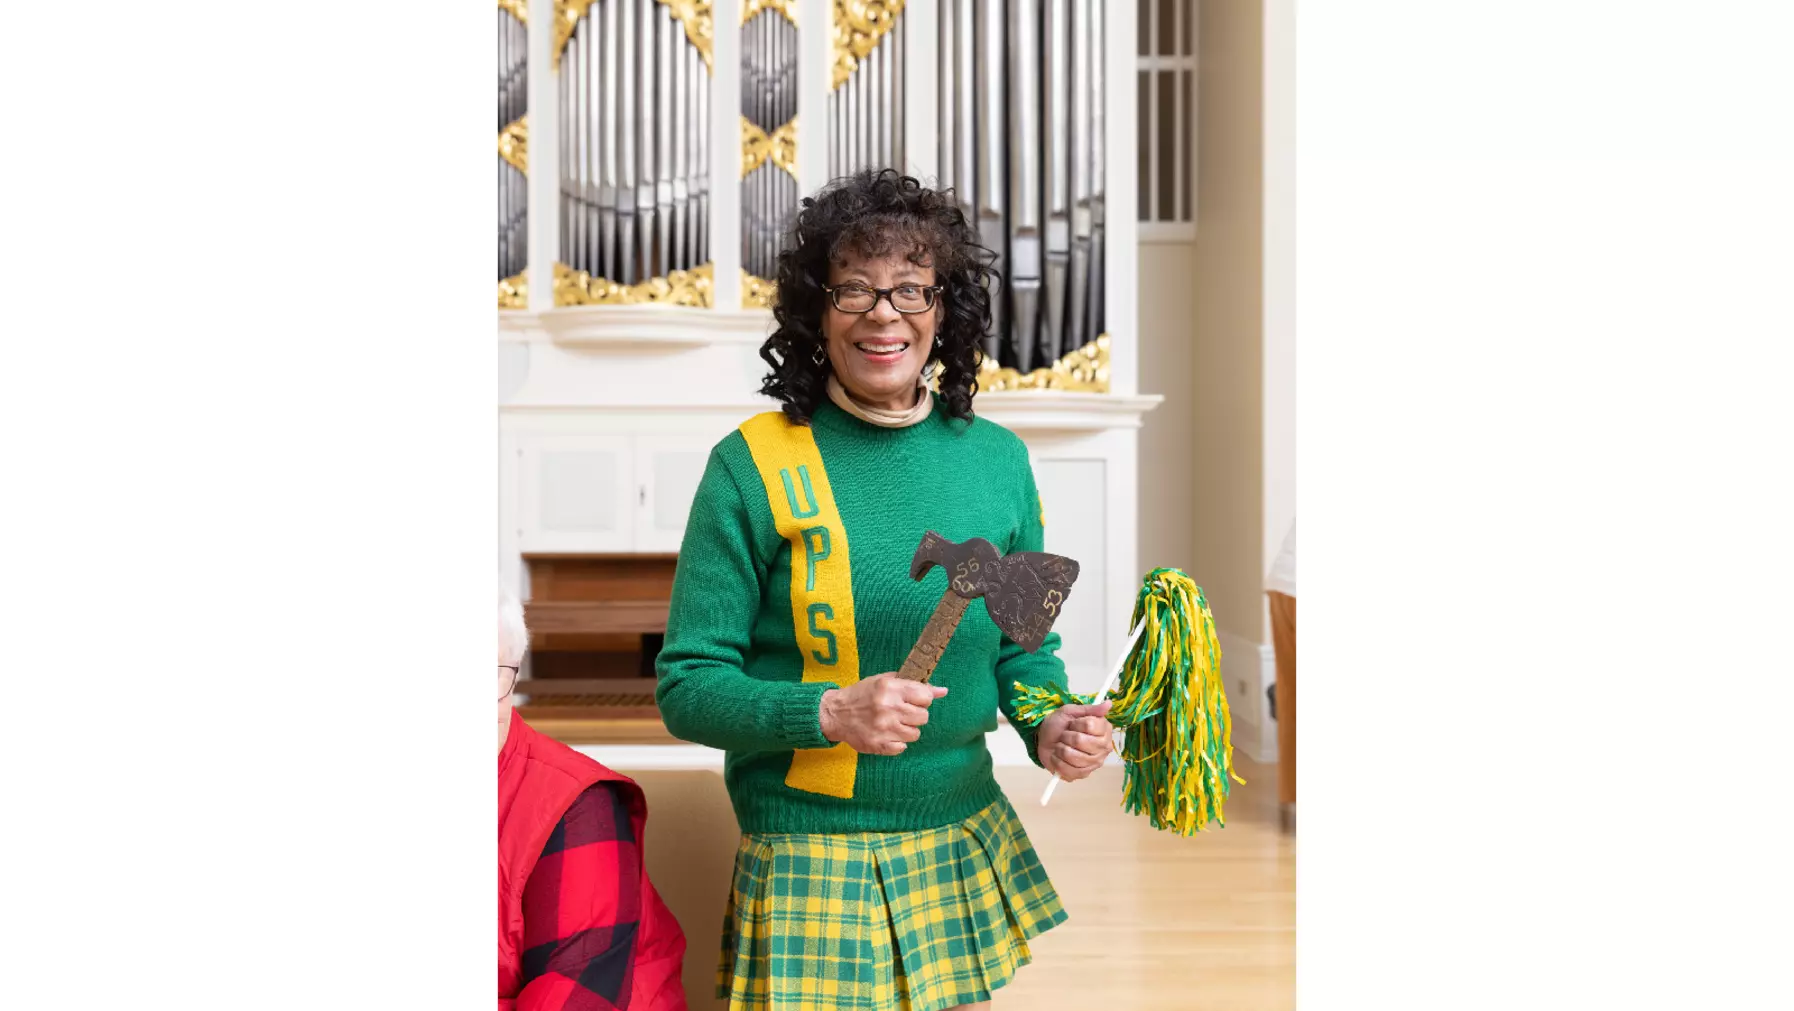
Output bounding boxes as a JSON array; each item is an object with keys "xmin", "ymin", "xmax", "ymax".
[{"xmin": 892, "ymin": 531, "xmax": 1079, "ymax": 683}]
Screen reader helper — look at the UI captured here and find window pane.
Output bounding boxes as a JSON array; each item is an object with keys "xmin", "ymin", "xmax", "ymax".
[
  {"xmin": 1157, "ymin": 70, "xmax": 1176, "ymax": 220},
  {"xmin": 1181, "ymin": 69, "xmax": 1193, "ymax": 221},
  {"xmin": 1139, "ymin": 0, "xmax": 1151, "ymax": 56},
  {"xmin": 1159, "ymin": 0, "xmax": 1176, "ymax": 56},
  {"xmin": 1182, "ymin": 0, "xmax": 1193, "ymax": 57},
  {"xmin": 1138, "ymin": 70, "xmax": 1152, "ymax": 220}
]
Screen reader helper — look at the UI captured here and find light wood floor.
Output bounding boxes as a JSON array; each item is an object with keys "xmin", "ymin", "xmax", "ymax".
[
  {"xmin": 631, "ymin": 756, "xmax": 1293, "ymax": 1011},
  {"xmin": 990, "ymin": 758, "xmax": 1294, "ymax": 1010}
]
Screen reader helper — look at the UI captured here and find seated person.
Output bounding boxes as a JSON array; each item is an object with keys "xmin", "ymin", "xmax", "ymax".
[{"xmin": 498, "ymin": 583, "xmax": 688, "ymax": 1010}]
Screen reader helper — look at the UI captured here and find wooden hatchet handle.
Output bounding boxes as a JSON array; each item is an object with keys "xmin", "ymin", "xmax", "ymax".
[{"xmin": 895, "ymin": 587, "xmax": 972, "ymax": 682}]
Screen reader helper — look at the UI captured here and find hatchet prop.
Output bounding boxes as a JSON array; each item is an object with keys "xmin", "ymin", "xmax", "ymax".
[{"xmin": 893, "ymin": 531, "xmax": 1081, "ymax": 682}]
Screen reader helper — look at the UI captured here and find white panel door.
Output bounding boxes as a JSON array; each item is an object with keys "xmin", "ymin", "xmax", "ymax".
[
  {"xmin": 517, "ymin": 434, "xmax": 635, "ymax": 553},
  {"xmin": 633, "ymin": 434, "xmax": 719, "ymax": 553},
  {"xmin": 499, "ymin": 431, "xmax": 524, "ymax": 594},
  {"xmin": 1032, "ymin": 457, "xmax": 1109, "ymax": 695}
]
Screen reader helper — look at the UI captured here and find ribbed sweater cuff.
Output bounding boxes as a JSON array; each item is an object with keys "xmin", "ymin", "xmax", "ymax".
[
  {"xmin": 1007, "ymin": 715, "xmax": 1048, "ymax": 769},
  {"xmin": 775, "ymin": 681, "xmax": 836, "ymax": 751}
]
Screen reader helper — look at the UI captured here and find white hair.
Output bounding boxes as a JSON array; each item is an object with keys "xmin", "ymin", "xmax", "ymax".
[{"xmin": 498, "ymin": 580, "xmax": 529, "ymax": 666}]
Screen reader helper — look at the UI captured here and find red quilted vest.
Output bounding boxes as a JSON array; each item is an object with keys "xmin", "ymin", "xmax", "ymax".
[{"xmin": 498, "ymin": 710, "xmax": 687, "ymax": 1010}]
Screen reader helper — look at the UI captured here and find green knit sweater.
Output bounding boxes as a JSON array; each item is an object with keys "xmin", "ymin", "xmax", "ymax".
[{"xmin": 654, "ymin": 397, "xmax": 1068, "ymax": 834}]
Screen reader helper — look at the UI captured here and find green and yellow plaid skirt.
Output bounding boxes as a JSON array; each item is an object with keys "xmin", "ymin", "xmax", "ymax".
[{"xmin": 717, "ymin": 794, "xmax": 1068, "ymax": 1011}]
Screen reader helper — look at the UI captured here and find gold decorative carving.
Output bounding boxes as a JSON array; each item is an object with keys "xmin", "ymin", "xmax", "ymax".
[
  {"xmin": 553, "ymin": 0, "xmax": 593, "ymax": 66},
  {"xmin": 498, "ymin": 116, "xmax": 529, "ymax": 175},
  {"xmin": 740, "ymin": 116, "xmax": 798, "ymax": 179},
  {"xmin": 660, "ymin": 0, "xmax": 715, "ymax": 69},
  {"xmin": 499, "ymin": 270, "xmax": 529, "ymax": 310},
  {"xmin": 743, "ymin": 0, "xmax": 795, "ymax": 24},
  {"xmin": 977, "ymin": 334, "xmax": 1111, "ymax": 393},
  {"xmin": 742, "ymin": 271, "xmax": 778, "ymax": 309},
  {"xmin": 832, "ymin": 0, "xmax": 906, "ymax": 90},
  {"xmin": 553, "ymin": 261, "xmax": 716, "ymax": 307},
  {"xmin": 556, "ymin": 0, "xmax": 714, "ymax": 71},
  {"xmin": 498, "ymin": 0, "xmax": 528, "ymax": 24}
]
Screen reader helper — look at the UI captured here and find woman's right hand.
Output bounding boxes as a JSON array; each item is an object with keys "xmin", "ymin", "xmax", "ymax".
[{"xmin": 819, "ymin": 674, "xmax": 948, "ymax": 755}]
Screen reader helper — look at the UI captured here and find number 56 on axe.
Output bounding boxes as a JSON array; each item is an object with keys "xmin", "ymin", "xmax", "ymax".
[{"xmin": 892, "ymin": 530, "xmax": 1080, "ymax": 683}]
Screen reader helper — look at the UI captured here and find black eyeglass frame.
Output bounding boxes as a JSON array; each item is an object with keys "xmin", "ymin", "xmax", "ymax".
[
  {"xmin": 820, "ymin": 283, "xmax": 945, "ymax": 315},
  {"xmin": 499, "ymin": 664, "xmax": 520, "ymax": 700}
]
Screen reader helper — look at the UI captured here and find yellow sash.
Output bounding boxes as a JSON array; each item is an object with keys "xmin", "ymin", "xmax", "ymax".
[{"xmin": 737, "ymin": 412, "xmax": 861, "ymax": 798}]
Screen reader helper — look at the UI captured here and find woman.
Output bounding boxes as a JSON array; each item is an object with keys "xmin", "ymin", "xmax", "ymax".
[
  {"xmin": 499, "ymin": 582, "xmax": 689, "ymax": 1010},
  {"xmin": 656, "ymin": 169, "xmax": 1114, "ymax": 1011}
]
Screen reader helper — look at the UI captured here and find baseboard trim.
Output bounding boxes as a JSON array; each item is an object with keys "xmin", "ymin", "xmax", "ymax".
[
  {"xmin": 1218, "ymin": 631, "xmax": 1279, "ymax": 765},
  {"xmin": 573, "ymin": 743, "xmax": 724, "ymax": 770}
]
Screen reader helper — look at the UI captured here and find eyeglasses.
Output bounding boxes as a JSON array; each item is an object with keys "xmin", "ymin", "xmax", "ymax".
[
  {"xmin": 499, "ymin": 664, "xmax": 520, "ymax": 701},
  {"xmin": 822, "ymin": 283, "xmax": 943, "ymax": 314}
]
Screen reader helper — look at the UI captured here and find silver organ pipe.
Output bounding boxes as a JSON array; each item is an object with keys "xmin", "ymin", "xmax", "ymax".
[
  {"xmin": 671, "ymin": 13, "xmax": 687, "ymax": 270},
  {"xmin": 1043, "ymin": 0, "xmax": 1071, "ymax": 364},
  {"xmin": 599, "ymin": 0, "xmax": 620, "ymax": 280},
  {"xmin": 741, "ymin": 4, "xmax": 798, "ymax": 287},
  {"xmin": 655, "ymin": 3, "xmax": 674, "ymax": 279},
  {"xmin": 615, "ymin": 0, "xmax": 637, "ymax": 283},
  {"xmin": 499, "ymin": 6, "xmax": 528, "ymax": 284},
  {"xmin": 1006, "ymin": 0, "xmax": 1042, "ymax": 371},
  {"xmin": 557, "ymin": 0, "xmax": 712, "ymax": 289},
  {"xmin": 936, "ymin": 0, "xmax": 956, "ymax": 196},
  {"xmin": 539, "ymin": 0, "xmax": 1105, "ymax": 348},
  {"xmin": 916, "ymin": 0, "xmax": 1110, "ymax": 371},
  {"xmin": 1087, "ymin": 0, "xmax": 1106, "ymax": 344},
  {"xmin": 1067, "ymin": 0, "xmax": 1093, "ymax": 359},
  {"xmin": 973, "ymin": 0, "xmax": 1007, "ymax": 359},
  {"xmin": 634, "ymin": 0, "xmax": 655, "ymax": 283}
]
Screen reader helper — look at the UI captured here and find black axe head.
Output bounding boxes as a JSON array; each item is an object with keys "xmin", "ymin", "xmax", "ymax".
[{"xmin": 909, "ymin": 531, "xmax": 1080, "ymax": 653}]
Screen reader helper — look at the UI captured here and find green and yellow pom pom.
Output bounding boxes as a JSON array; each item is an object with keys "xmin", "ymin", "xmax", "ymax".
[{"xmin": 1012, "ymin": 567, "xmax": 1243, "ymax": 836}]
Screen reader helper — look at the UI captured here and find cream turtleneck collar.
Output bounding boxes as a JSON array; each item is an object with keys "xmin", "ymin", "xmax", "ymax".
[{"xmin": 825, "ymin": 374, "xmax": 934, "ymax": 428}]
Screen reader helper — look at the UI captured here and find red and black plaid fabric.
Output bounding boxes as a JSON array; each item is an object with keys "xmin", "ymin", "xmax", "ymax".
[{"xmin": 515, "ymin": 782, "xmax": 643, "ymax": 1011}]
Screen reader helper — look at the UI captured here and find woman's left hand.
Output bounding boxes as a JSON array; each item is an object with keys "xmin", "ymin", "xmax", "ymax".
[{"xmin": 1035, "ymin": 700, "xmax": 1115, "ymax": 781}]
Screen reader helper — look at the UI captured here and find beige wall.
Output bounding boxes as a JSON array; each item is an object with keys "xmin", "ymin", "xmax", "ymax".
[
  {"xmin": 1138, "ymin": 241, "xmax": 1200, "ymax": 580},
  {"xmin": 1189, "ymin": 0, "xmax": 1266, "ymax": 646},
  {"xmin": 1137, "ymin": 0, "xmax": 1287, "ymax": 757},
  {"xmin": 1135, "ymin": 0, "xmax": 1277, "ymax": 753}
]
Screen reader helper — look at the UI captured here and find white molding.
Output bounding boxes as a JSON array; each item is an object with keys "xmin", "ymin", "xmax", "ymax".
[
  {"xmin": 528, "ymin": 305, "xmax": 776, "ymax": 347},
  {"xmin": 496, "ymin": 310, "xmax": 540, "ymax": 339},
  {"xmin": 497, "ymin": 388, "xmax": 1161, "ymax": 433},
  {"xmin": 974, "ymin": 392, "xmax": 1163, "ymax": 431}
]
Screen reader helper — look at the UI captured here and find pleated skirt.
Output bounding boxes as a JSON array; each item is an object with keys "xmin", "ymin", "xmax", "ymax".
[{"xmin": 716, "ymin": 794, "xmax": 1068, "ymax": 1011}]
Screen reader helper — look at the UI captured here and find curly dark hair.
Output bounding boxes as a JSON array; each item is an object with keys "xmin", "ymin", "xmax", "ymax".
[{"xmin": 758, "ymin": 169, "xmax": 999, "ymax": 423}]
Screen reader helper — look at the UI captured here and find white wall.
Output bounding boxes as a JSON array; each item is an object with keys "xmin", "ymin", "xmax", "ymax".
[{"xmin": 1264, "ymin": 0, "xmax": 1295, "ymax": 600}]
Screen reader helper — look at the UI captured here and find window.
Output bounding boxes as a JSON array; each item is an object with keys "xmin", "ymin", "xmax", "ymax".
[{"xmin": 1138, "ymin": 0, "xmax": 1195, "ymax": 240}]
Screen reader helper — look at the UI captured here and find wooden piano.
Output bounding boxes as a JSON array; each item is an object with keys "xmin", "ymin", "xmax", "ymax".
[{"xmin": 518, "ymin": 555, "xmax": 679, "ymax": 744}]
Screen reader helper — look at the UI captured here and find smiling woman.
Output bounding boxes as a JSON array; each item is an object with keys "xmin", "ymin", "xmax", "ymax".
[
  {"xmin": 655, "ymin": 168, "xmax": 1116, "ymax": 1011},
  {"xmin": 757, "ymin": 169, "xmax": 999, "ymax": 423}
]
